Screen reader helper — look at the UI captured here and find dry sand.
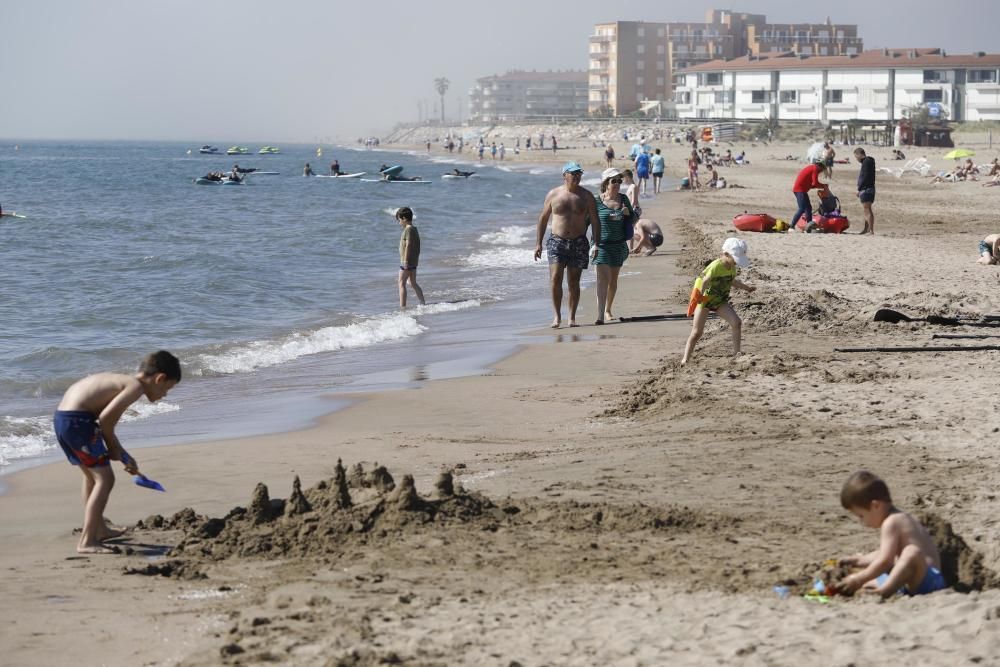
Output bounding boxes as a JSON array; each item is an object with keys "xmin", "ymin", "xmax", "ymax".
[{"xmin": 3, "ymin": 138, "xmax": 1000, "ymax": 666}]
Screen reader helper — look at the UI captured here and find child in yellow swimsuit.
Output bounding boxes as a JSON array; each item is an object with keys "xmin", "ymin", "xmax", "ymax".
[{"xmin": 681, "ymin": 238, "xmax": 756, "ymax": 365}]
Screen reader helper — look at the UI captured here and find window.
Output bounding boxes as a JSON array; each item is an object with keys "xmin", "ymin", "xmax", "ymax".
[
  {"xmin": 825, "ymin": 89, "xmax": 843, "ymax": 104},
  {"xmin": 780, "ymin": 90, "xmax": 798, "ymax": 103},
  {"xmin": 714, "ymin": 91, "xmax": 733, "ymax": 104},
  {"xmin": 637, "ymin": 27, "xmax": 645, "ymax": 37},
  {"xmin": 923, "ymin": 89, "xmax": 944, "ymax": 103},
  {"xmin": 637, "ymin": 76, "xmax": 644, "ymax": 86},
  {"xmin": 923, "ymin": 70, "xmax": 943, "ymax": 83},
  {"xmin": 657, "ymin": 77, "xmax": 664, "ymax": 86},
  {"xmin": 751, "ymin": 90, "xmax": 768, "ymax": 103},
  {"xmin": 675, "ymin": 91, "xmax": 691, "ymax": 104},
  {"xmin": 637, "ymin": 44, "xmax": 645, "ymax": 54},
  {"xmin": 657, "ymin": 27, "xmax": 664, "ymax": 38},
  {"xmin": 705, "ymin": 73, "xmax": 722, "ymax": 85},
  {"xmin": 637, "ymin": 60, "xmax": 645, "ymax": 70},
  {"xmin": 657, "ymin": 60, "xmax": 665, "ymax": 70},
  {"xmin": 969, "ymin": 69, "xmax": 998, "ymax": 83}
]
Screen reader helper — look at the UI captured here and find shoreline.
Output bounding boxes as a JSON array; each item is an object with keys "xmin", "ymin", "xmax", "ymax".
[{"xmin": 4, "ymin": 139, "xmax": 1000, "ymax": 665}]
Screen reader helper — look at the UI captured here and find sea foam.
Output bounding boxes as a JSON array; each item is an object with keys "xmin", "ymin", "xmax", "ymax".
[{"xmin": 196, "ymin": 303, "xmax": 479, "ymax": 376}]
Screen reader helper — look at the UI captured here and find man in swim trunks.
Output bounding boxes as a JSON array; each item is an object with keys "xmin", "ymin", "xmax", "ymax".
[{"xmin": 534, "ymin": 161, "xmax": 601, "ymax": 328}]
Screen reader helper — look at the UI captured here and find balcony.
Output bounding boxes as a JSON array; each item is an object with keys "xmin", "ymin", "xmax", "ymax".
[
  {"xmin": 590, "ymin": 34, "xmax": 615, "ymax": 43},
  {"xmin": 590, "ymin": 50, "xmax": 611, "ymax": 59}
]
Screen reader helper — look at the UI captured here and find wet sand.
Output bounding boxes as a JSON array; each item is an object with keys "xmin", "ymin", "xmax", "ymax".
[{"xmin": 2, "ymin": 139, "xmax": 1000, "ymax": 666}]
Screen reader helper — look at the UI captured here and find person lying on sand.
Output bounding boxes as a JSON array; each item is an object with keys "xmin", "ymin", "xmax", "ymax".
[{"xmin": 838, "ymin": 471, "xmax": 946, "ymax": 598}]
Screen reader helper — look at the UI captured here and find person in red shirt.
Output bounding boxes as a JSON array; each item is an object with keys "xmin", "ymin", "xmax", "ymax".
[{"xmin": 791, "ymin": 162, "xmax": 829, "ymax": 231}]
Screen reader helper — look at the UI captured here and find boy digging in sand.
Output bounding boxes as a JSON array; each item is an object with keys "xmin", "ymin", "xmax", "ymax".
[
  {"xmin": 838, "ymin": 470, "xmax": 946, "ymax": 598},
  {"xmin": 54, "ymin": 351, "xmax": 180, "ymax": 554},
  {"xmin": 680, "ymin": 238, "xmax": 755, "ymax": 365}
]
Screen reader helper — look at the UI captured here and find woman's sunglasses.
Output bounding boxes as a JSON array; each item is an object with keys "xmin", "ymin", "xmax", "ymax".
[{"xmin": 609, "ymin": 178, "xmax": 622, "ymax": 185}]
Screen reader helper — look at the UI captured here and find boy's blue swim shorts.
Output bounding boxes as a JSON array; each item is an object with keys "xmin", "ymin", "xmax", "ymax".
[{"xmin": 53, "ymin": 410, "xmax": 109, "ymax": 467}]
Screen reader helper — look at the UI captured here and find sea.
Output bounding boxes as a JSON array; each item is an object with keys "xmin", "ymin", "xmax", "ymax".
[{"xmin": 0, "ymin": 141, "xmax": 607, "ymax": 476}]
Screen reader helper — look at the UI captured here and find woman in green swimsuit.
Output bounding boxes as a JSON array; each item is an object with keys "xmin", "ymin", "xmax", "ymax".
[{"xmin": 592, "ymin": 167, "xmax": 636, "ymax": 324}]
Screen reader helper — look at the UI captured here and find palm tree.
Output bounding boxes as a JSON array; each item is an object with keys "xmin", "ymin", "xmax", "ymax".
[{"xmin": 434, "ymin": 77, "xmax": 450, "ymax": 123}]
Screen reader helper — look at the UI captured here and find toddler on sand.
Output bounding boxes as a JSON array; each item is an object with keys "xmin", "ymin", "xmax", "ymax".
[
  {"xmin": 54, "ymin": 351, "xmax": 180, "ymax": 553},
  {"xmin": 680, "ymin": 238, "xmax": 755, "ymax": 365},
  {"xmin": 838, "ymin": 470, "xmax": 946, "ymax": 598}
]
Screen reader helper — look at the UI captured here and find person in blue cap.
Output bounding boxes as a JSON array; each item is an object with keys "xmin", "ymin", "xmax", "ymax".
[{"xmin": 534, "ymin": 162, "xmax": 600, "ymax": 328}]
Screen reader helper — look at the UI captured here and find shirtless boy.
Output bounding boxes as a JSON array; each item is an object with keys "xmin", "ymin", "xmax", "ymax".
[
  {"xmin": 631, "ymin": 219, "xmax": 664, "ymax": 256},
  {"xmin": 534, "ymin": 162, "xmax": 601, "ymax": 328},
  {"xmin": 838, "ymin": 470, "xmax": 946, "ymax": 598},
  {"xmin": 54, "ymin": 351, "xmax": 180, "ymax": 553},
  {"xmin": 978, "ymin": 233, "xmax": 1000, "ymax": 265}
]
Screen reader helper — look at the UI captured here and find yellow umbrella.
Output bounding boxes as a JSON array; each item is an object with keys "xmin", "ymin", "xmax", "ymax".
[{"xmin": 944, "ymin": 148, "xmax": 975, "ymax": 159}]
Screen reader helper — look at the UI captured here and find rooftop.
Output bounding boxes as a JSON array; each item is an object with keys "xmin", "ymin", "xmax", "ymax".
[
  {"xmin": 679, "ymin": 48, "xmax": 1000, "ymax": 73},
  {"xmin": 476, "ymin": 70, "xmax": 587, "ymax": 84}
]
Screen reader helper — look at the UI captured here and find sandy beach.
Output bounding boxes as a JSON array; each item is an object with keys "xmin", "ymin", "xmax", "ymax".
[{"xmin": 3, "ymin": 134, "xmax": 1000, "ymax": 666}]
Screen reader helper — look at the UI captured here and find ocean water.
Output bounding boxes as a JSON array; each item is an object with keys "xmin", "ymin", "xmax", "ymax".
[{"xmin": 0, "ymin": 141, "xmax": 575, "ymax": 473}]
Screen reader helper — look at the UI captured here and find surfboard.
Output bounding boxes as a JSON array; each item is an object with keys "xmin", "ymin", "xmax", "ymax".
[
  {"xmin": 194, "ymin": 177, "xmax": 222, "ymax": 185},
  {"xmin": 380, "ymin": 165, "xmax": 404, "ymax": 177},
  {"xmin": 361, "ymin": 178, "xmax": 430, "ymax": 184},
  {"xmin": 247, "ymin": 171, "xmax": 280, "ymax": 175},
  {"xmin": 316, "ymin": 172, "xmax": 365, "ymax": 179},
  {"xmin": 441, "ymin": 173, "xmax": 478, "ymax": 179}
]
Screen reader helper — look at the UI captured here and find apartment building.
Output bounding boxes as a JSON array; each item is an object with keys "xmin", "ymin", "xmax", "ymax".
[
  {"xmin": 673, "ymin": 48, "xmax": 1000, "ymax": 122},
  {"xmin": 588, "ymin": 9, "xmax": 861, "ymax": 116},
  {"xmin": 468, "ymin": 70, "xmax": 588, "ymax": 122}
]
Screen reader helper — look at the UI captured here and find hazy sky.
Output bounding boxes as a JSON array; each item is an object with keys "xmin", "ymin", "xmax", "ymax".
[{"xmin": 2, "ymin": 0, "xmax": 997, "ymax": 142}]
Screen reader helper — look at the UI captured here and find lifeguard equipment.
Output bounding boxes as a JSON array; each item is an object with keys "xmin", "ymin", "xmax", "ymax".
[
  {"xmin": 796, "ymin": 213, "xmax": 850, "ymax": 234},
  {"xmin": 733, "ymin": 213, "xmax": 778, "ymax": 233}
]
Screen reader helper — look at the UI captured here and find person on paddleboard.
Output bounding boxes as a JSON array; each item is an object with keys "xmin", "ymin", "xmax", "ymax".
[{"xmin": 330, "ymin": 159, "xmax": 343, "ymax": 176}]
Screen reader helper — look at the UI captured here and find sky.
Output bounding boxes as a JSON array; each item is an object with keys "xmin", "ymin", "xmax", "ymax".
[{"xmin": 2, "ymin": 0, "xmax": 998, "ymax": 143}]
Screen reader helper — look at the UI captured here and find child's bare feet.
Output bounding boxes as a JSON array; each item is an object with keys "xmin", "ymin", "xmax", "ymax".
[
  {"xmin": 77, "ymin": 543, "xmax": 121, "ymax": 555},
  {"xmin": 98, "ymin": 527, "xmax": 126, "ymax": 541}
]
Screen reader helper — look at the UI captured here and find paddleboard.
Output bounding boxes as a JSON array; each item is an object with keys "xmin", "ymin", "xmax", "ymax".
[
  {"xmin": 194, "ymin": 177, "xmax": 223, "ymax": 185},
  {"xmin": 381, "ymin": 165, "xmax": 404, "ymax": 177},
  {"xmin": 361, "ymin": 178, "xmax": 430, "ymax": 184},
  {"xmin": 2, "ymin": 212, "xmax": 27, "ymax": 218},
  {"xmin": 316, "ymin": 172, "xmax": 365, "ymax": 179},
  {"xmin": 221, "ymin": 179, "xmax": 245, "ymax": 185},
  {"xmin": 441, "ymin": 173, "xmax": 478, "ymax": 179},
  {"xmin": 247, "ymin": 171, "xmax": 280, "ymax": 176}
]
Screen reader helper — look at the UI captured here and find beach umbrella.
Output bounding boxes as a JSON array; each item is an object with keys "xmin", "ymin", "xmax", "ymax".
[{"xmin": 944, "ymin": 148, "xmax": 975, "ymax": 160}]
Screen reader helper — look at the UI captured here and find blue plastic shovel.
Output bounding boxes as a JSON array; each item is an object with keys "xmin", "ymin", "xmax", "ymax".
[{"xmin": 120, "ymin": 450, "xmax": 165, "ymax": 492}]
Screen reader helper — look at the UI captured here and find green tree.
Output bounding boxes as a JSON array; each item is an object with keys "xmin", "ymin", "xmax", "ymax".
[{"xmin": 434, "ymin": 77, "xmax": 450, "ymax": 123}]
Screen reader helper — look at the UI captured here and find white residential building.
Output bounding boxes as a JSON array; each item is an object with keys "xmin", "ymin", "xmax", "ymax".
[
  {"xmin": 468, "ymin": 71, "xmax": 588, "ymax": 122},
  {"xmin": 674, "ymin": 48, "xmax": 1000, "ymax": 122}
]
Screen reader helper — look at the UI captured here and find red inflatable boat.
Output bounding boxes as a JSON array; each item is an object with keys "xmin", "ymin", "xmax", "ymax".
[
  {"xmin": 795, "ymin": 213, "xmax": 850, "ymax": 234},
  {"xmin": 733, "ymin": 213, "xmax": 778, "ymax": 233}
]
